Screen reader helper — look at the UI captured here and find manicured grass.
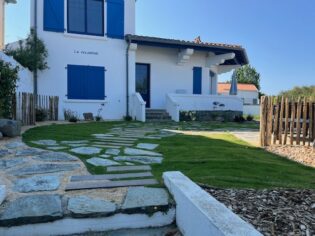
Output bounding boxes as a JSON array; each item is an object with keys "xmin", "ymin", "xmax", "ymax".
[{"xmin": 23, "ymin": 122, "xmax": 315, "ymax": 189}]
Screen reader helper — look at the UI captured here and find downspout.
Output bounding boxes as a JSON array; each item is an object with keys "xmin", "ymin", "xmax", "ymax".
[
  {"xmin": 33, "ymin": 0, "xmax": 38, "ymax": 95},
  {"xmin": 126, "ymin": 39, "xmax": 131, "ymax": 117}
]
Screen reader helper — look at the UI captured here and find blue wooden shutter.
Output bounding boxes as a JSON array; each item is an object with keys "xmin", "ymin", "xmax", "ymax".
[
  {"xmin": 43, "ymin": 0, "xmax": 64, "ymax": 32},
  {"xmin": 193, "ymin": 67, "xmax": 202, "ymax": 94},
  {"xmin": 107, "ymin": 0, "xmax": 124, "ymax": 39},
  {"xmin": 68, "ymin": 65, "xmax": 105, "ymax": 100}
]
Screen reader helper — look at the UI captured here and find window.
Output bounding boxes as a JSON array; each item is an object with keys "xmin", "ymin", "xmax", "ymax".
[
  {"xmin": 67, "ymin": 0, "xmax": 104, "ymax": 36},
  {"xmin": 67, "ymin": 65, "xmax": 105, "ymax": 100}
]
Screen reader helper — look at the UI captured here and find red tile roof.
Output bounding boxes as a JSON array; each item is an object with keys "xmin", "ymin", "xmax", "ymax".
[{"xmin": 218, "ymin": 83, "xmax": 258, "ymax": 93}]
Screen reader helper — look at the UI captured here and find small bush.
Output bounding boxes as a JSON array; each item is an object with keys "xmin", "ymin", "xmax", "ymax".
[
  {"xmin": 63, "ymin": 109, "xmax": 79, "ymax": 122},
  {"xmin": 69, "ymin": 116, "xmax": 79, "ymax": 123},
  {"xmin": 246, "ymin": 115, "xmax": 254, "ymax": 121},
  {"xmin": 95, "ymin": 116, "xmax": 102, "ymax": 122},
  {"xmin": 124, "ymin": 115, "xmax": 132, "ymax": 121},
  {"xmin": 35, "ymin": 108, "xmax": 47, "ymax": 122},
  {"xmin": 234, "ymin": 115, "xmax": 245, "ymax": 123}
]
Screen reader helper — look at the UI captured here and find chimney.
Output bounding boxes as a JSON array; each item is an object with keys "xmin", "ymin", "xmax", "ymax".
[{"xmin": 194, "ymin": 36, "xmax": 202, "ymax": 44}]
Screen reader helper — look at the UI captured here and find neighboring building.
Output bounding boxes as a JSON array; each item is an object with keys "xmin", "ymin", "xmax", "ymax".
[
  {"xmin": 218, "ymin": 83, "xmax": 259, "ymax": 105},
  {"xmin": 7, "ymin": 0, "xmax": 250, "ymax": 121}
]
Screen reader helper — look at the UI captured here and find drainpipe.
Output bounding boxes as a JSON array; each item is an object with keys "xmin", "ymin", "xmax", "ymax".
[
  {"xmin": 126, "ymin": 39, "xmax": 131, "ymax": 117},
  {"xmin": 33, "ymin": 0, "xmax": 38, "ymax": 95}
]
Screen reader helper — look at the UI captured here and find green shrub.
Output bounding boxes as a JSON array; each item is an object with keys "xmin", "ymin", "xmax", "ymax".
[
  {"xmin": 234, "ymin": 115, "xmax": 245, "ymax": 123},
  {"xmin": 35, "ymin": 108, "xmax": 47, "ymax": 121},
  {"xmin": 246, "ymin": 115, "xmax": 254, "ymax": 121},
  {"xmin": 124, "ymin": 115, "xmax": 132, "ymax": 121}
]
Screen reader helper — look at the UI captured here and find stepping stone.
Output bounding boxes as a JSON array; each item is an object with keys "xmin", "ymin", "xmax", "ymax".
[
  {"xmin": 5, "ymin": 141, "xmax": 25, "ymax": 149},
  {"xmin": 67, "ymin": 143, "xmax": 87, "ymax": 147},
  {"xmin": 0, "ymin": 158, "xmax": 27, "ymax": 169},
  {"xmin": 0, "ymin": 149, "xmax": 10, "ymax": 157},
  {"xmin": 70, "ymin": 147, "xmax": 101, "ymax": 155},
  {"xmin": 122, "ymin": 187, "xmax": 169, "ymax": 209},
  {"xmin": 106, "ymin": 149, "xmax": 120, "ymax": 155},
  {"xmin": 0, "ymin": 194, "xmax": 63, "ymax": 226},
  {"xmin": 67, "ymin": 196, "xmax": 117, "ymax": 217},
  {"xmin": 10, "ymin": 163, "xmax": 81, "ymax": 176},
  {"xmin": 107, "ymin": 165, "xmax": 151, "ymax": 172},
  {"xmin": 93, "ymin": 139, "xmax": 135, "ymax": 144},
  {"xmin": 95, "ymin": 137, "xmax": 137, "ymax": 142},
  {"xmin": 47, "ymin": 146, "xmax": 67, "ymax": 151},
  {"xmin": 87, "ymin": 157, "xmax": 120, "ymax": 167},
  {"xmin": 61, "ymin": 140, "xmax": 89, "ymax": 144},
  {"xmin": 144, "ymin": 136, "xmax": 162, "ymax": 140},
  {"xmin": 33, "ymin": 152, "xmax": 79, "ymax": 162},
  {"xmin": 114, "ymin": 156, "xmax": 163, "ymax": 164},
  {"xmin": 100, "ymin": 154, "xmax": 111, "ymax": 158},
  {"xmin": 70, "ymin": 172, "xmax": 153, "ymax": 182},
  {"xmin": 16, "ymin": 148, "xmax": 44, "ymax": 156},
  {"xmin": 93, "ymin": 142, "xmax": 134, "ymax": 147},
  {"xmin": 31, "ymin": 140, "xmax": 57, "ymax": 146},
  {"xmin": 65, "ymin": 179, "xmax": 158, "ymax": 191},
  {"xmin": 92, "ymin": 134, "xmax": 114, "ymax": 138},
  {"xmin": 125, "ymin": 162, "xmax": 135, "ymax": 166},
  {"xmin": 0, "ymin": 185, "xmax": 6, "ymax": 205},
  {"xmin": 124, "ymin": 148, "xmax": 162, "ymax": 156},
  {"xmin": 136, "ymin": 143, "xmax": 159, "ymax": 150},
  {"xmin": 14, "ymin": 176, "xmax": 60, "ymax": 193},
  {"xmin": 92, "ymin": 144, "xmax": 122, "ymax": 149}
]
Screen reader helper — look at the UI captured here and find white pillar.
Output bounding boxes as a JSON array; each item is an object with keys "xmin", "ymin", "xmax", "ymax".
[
  {"xmin": 210, "ymin": 71, "xmax": 218, "ymax": 95},
  {"xmin": 128, "ymin": 43, "xmax": 137, "ymax": 114},
  {"xmin": 202, "ymin": 67, "xmax": 210, "ymax": 95}
]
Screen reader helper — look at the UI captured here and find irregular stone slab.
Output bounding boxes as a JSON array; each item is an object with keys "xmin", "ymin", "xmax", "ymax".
[
  {"xmin": 125, "ymin": 162, "xmax": 135, "ymax": 166},
  {"xmin": 14, "ymin": 176, "xmax": 60, "ymax": 193},
  {"xmin": 124, "ymin": 148, "xmax": 162, "ymax": 157},
  {"xmin": 0, "ymin": 149, "xmax": 9, "ymax": 157},
  {"xmin": 67, "ymin": 196, "xmax": 117, "ymax": 217},
  {"xmin": 31, "ymin": 140, "xmax": 57, "ymax": 146},
  {"xmin": 67, "ymin": 143, "xmax": 87, "ymax": 147},
  {"xmin": 33, "ymin": 152, "xmax": 78, "ymax": 162},
  {"xmin": 71, "ymin": 172, "xmax": 153, "ymax": 182},
  {"xmin": 105, "ymin": 149, "xmax": 120, "ymax": 155},
  {"xmin": 47, "ymin": 146, "xmax": 68, "ymax": 151},
  {"xmin": 95, "ymin": 137, "xmax": 137, "ymax": 142},
  {"xmin": 94, "ymin": 139, "xmax": 135, "ymax": 144},
  {"xmin": 0, "ymin": 185, "xmax": 6, "ymax": 205},
  {"xmin": 66, "ymin": 179, "xmax": 158, "ymax": 191},
  {"xmin": 5, "ymin": 141, "xmax": 25, "ymax": 149},
  {"xmin": 16, "ymin": 148, "xmax": 43, "ymax": 156},
  {"xmin": 0, "ymin": 119, "xmax": 21, "ymax": 137},
  {"xmin": 10, "ymin": 163, "xmax": 81, "ymax": 176},
  {"xmin": 100, "ymin": 154, "xmax": 111, "ymax": 158},
  {"xmin": 122, "ymin": 187, "xmax": 169, "ymax": 209},
  {"xmin": 0, "ymin": 194, "xmax": 63, "ymax": 226},
  {"xmin": 144, "ymin": 136, "xmax": 162, "ymax": 140},
  {"xmin": 92, "ymin": 145, "xmax": 122, "ymax": 149},
  {"xmin": 136, "ymin": 143, "xmax": 159, "ymax": 150},
  {"xmin": 87, "ymin": 157, "xmax": 120, "ymax": 167},
  {"xmin": 61, "ymin": 140, "xmax": 89, "ymax": 145},
  {"xmin": 0, "ymin": 158, "xmax": 27, "ymax": 169},
  {"xmin": 107, "ymin": 165, "xmax": 151, "ymax": 172},
  {"xmin": 114, "ymin": 156, "xmax": 163, "ymax": 164},
  {"xmin": 70, "ymin": 147, "xmax": 101, "ymax": 155},
  {"xmin": 93, "ymin": 142, "xmax": 134, "ymax": 147},
  {"xmin": 92, "ymin": 134, "xmax": 114, "ymax": 138}
]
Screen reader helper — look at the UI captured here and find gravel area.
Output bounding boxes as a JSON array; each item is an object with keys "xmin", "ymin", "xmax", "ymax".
[
  {"xmin": 265, "ymin": 145, "xmax": 315, "ymax": 168},
  {"xmin": 202, "ymin": 185, "xmax": 315, "ymax": 236}
]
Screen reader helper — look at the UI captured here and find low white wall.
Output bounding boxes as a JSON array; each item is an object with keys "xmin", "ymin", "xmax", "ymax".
[
  {"xmin": 169, "ymin": 94, "xmax": 243, "ymax": 112},
  {"xmin": 0, "ymin": 51, "xmax": 33, "ymax": 93},
  {"xmin": 166, "ymin": 94, "xmax": 180, "ymax": 122},
  {"xmin": 243, "ymin": 105, "xmax": 260, "ymax": 116},
  {"xmin": 130, "ymin": 93, "xmax": 146, "ymax": 122},
  {"xmin": 163, "ymin": 172, "xmax": 262, "ymax": 236}
]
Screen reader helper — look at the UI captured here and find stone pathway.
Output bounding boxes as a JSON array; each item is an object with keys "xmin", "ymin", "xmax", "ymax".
[{"xmin": 0, "ymin": 124, "xmax": 176, "ymax": 228}]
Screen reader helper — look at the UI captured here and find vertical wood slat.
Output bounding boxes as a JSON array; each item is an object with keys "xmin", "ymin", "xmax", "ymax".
[
  {"xmin": 309, "ymin": 101, "xmax": 314, "ymax": 145},
  {"xmin": 278, "ymin": 96, "xmax": 285, "ymax": 144},
  {"xmin": 283, "ymin": 97, "xmax": 289, "ymax": 145},
  {"xmin": 259, "ymin": 96, "xmax": 266, "ymax": 147},
  {"xmin": 273, "ymin": 97, "xmax": 280, "ymax": 144},
  {"xmin": 296, "ymin": 98, "xmax": 302, "ymax": 145},
  {"xmin": 302, "ymin": 98, "xmax": 308, "ymax": 146},
  {"xmin": 290, "ymin": 101, "xmax": 296, "ymax": 145},
  {"xmin": 266, "ymin": 96, "xmax": 274, "ymax": 146}
]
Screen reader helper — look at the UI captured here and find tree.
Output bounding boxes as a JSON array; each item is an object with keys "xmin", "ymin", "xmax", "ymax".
[
  {"xmin": 278, "ymin": 86, "xmax": 315, "ymax": 99},
  {"xmin": 231, "ymin": 65, "xmax": 261, "ymax": 91},
  {"xmin": 0, "ymin": 60, "xmax": 19, "ymax": 118},
  {"xmin": 5, "ymin": 29, "xmax": 48, "ymax": 72}
]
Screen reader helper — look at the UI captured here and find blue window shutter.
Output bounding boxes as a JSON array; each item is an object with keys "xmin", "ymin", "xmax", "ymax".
[
  {"xmin": 107, "ymin": 0, "xmax": 124, "ymax": 39},
  {"xmin": 43, "ymin": 0, "xmax": 64, "ymax": 32},
  {"xmin": 67, "ymin": 65, "xmax": 105, "ymax": 100},
  {"xmin": 193, "ymin": 67, "xmax": 202, "ymax": 95}
]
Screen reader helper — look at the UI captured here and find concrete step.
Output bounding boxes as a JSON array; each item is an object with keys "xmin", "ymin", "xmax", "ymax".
[{"xmin": 146, "ymin": 109, "xmax": 172, "ymax": 121}]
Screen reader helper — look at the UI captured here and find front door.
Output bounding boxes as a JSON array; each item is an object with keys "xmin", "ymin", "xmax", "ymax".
[{"xmin": 136, "ymin": 63, "xmax": 150, "ymax": 108}]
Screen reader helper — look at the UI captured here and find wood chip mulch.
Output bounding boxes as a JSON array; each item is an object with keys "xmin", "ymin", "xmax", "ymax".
[{"xmin": 201, "ymin": 185, "xmax": 315, "ymax": 236}]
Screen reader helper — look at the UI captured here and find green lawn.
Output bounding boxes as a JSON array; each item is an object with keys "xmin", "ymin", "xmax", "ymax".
[{"xmin": 23, "ymin": 122, "xmax": 315, "ymax": 189}]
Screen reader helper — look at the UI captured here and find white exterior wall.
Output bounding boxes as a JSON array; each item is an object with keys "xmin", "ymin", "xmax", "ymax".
[
  {"xmin": 32, "ymin": 0, "xmax": 136, "ymax": 120},
  {"xmin": 136, "ymin": 46, "xmax": 212, "ymax": 109},
  {"xmin": 220, "ymin": 90, "xmax": 259, "ymax": 105}
]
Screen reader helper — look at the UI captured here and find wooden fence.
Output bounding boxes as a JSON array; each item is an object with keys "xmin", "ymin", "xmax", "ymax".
[
  {"xmin": 260, "ymin": 96, "xmax": 315, "ymax": 147},
  {"xmin": 12, "ymin": 93, "xmax": 59, "ymax": 126}
]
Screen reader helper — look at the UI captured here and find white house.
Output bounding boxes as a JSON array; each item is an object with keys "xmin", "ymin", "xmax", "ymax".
[{"xmin": 22, "ymin": 0, "xmax": 249, "ymax": 122}]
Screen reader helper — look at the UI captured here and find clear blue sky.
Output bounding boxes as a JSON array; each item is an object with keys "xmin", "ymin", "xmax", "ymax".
[{"xmin": 5, "ymin": 0, "xmax": 315, "ymax": 95}]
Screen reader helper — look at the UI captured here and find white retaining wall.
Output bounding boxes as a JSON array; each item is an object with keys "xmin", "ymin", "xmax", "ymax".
[
  {"xmin": 243, "ymin": 105, "xmax": 260, "ymax": 116},
  {"xmin": 163, "ymin": 171, "xmax": 262, "ymax": 236}
]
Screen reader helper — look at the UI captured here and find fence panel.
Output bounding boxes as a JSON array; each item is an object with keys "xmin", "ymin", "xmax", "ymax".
[
  {"xmin": 260, "ymin": 96, "xmax": 315, "ymax": 147},
  {"xmin": 13, "ymin": 92, "xmax": 59, "ymax": 126}
]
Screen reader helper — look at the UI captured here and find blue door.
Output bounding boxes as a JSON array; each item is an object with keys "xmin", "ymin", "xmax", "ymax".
[
  {"xmin": 136, "ymin": 63, "xmax": 150, "ymax": 108},
  {"xmin": 193, "ymin": 67, "xmax": 202, "ymax": 95}
]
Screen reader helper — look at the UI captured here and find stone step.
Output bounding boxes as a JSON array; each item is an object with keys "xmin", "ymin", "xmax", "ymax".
[
  {"xmin": 70, "ymin": 172, "xmax": 153, "ymax": 182},
  {"xmin": 107, "ymin": 165, "xmax": 152, "ymax": 172},
  {"xmin": 65, "ymin": 179, "xmax": 158, "ymax": 191}
]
